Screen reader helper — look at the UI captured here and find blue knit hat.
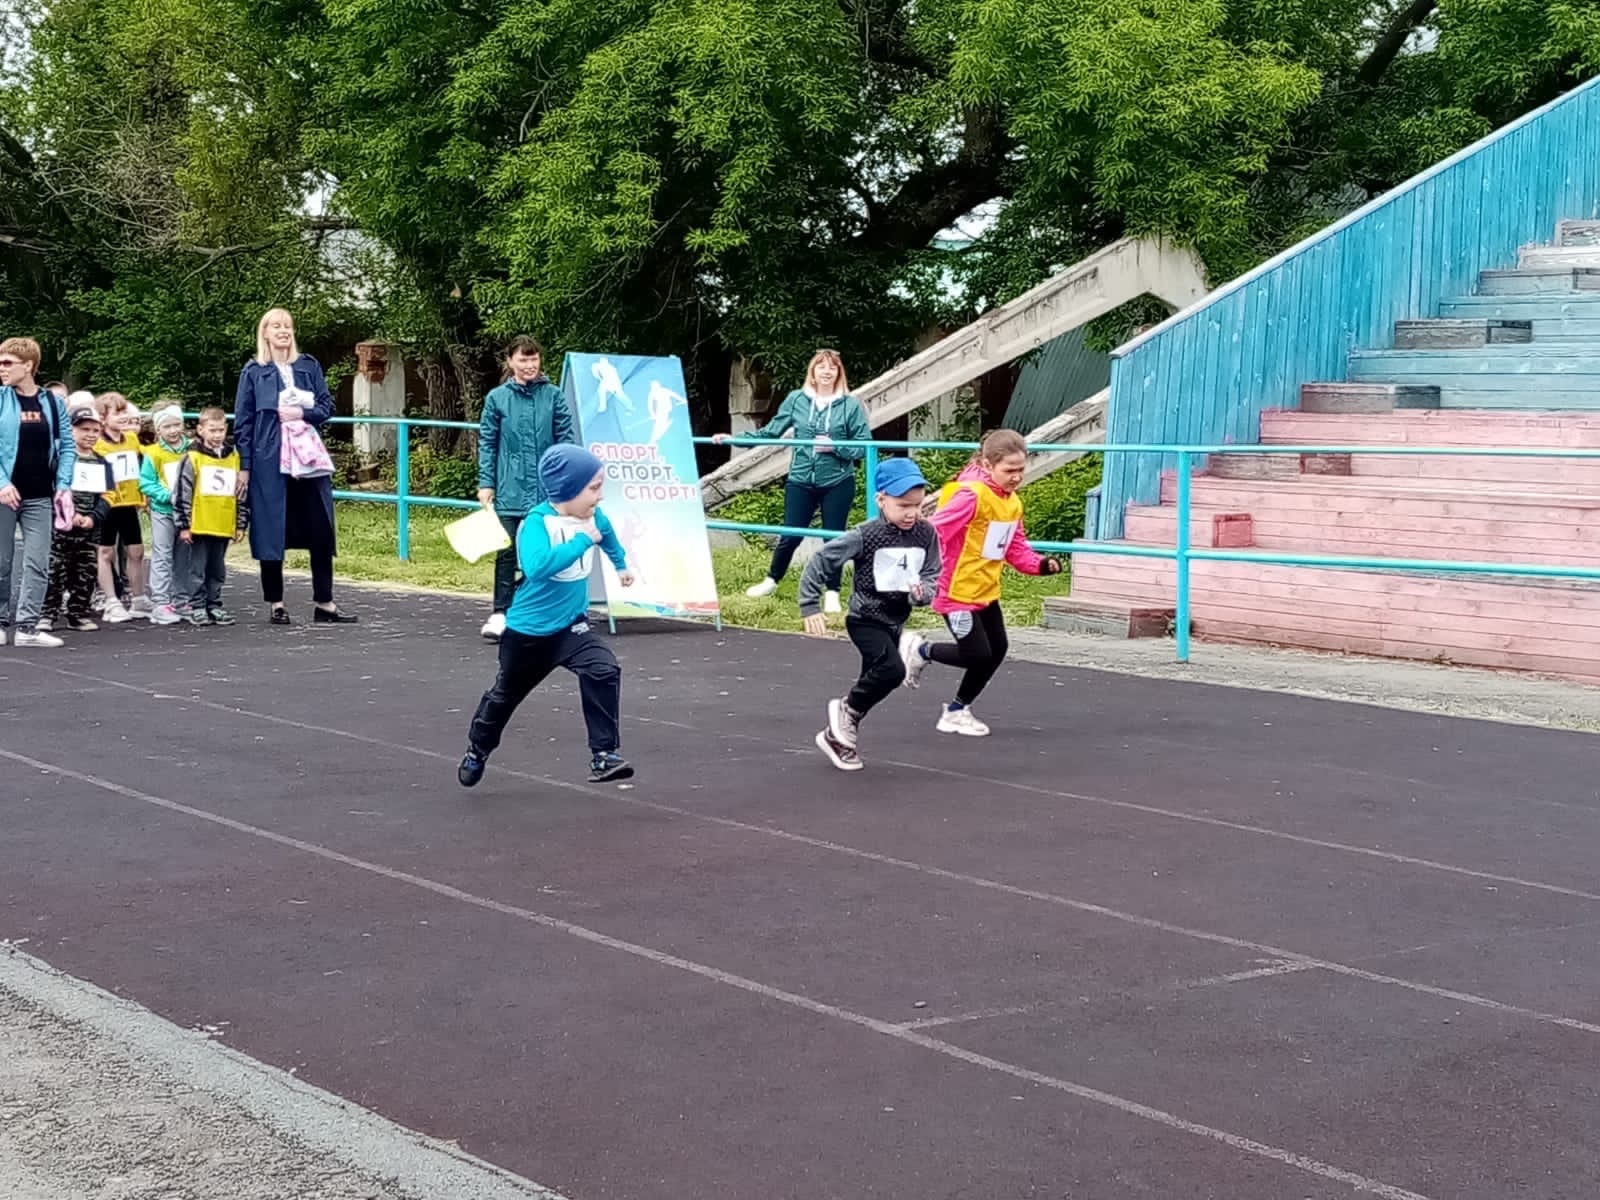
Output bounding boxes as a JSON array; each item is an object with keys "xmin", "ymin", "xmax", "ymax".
[
  {"xmin": 539, "ymin": 444, "xmax": 604, "ymax": 503},
  {"xmin": 874, "ymin": 457, "xmax": 929, "ymax": 497}
]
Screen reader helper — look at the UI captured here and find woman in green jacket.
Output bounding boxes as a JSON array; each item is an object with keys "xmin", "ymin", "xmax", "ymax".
[
  {"xmin": 477, "ymin": 335, "xmax": 577, "ymax": 640},
  {"xmin": 713, "ymin": 349, "xmax": 871, "ymax": 613}
]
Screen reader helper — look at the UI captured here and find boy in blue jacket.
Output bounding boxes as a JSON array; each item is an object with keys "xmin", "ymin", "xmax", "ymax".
[
  {"xmin": 476, "ymin": 335, "xmax": 576, "ymax": 642},
  {"xmin": 459, "ymin": 444, "xmax": 637, "ymax": 788}
]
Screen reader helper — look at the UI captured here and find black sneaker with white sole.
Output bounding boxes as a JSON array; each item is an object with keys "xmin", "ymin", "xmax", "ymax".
[
  {"xmin": 589, "ymin": 752, "xmax": 635, "ymax": 783},
  {"xmin": 458, "ymin": 749, "xmax": 487, "ymax": 787},
  {"xmin": 814, "ymin": 728, "xmax": 864, "ymax": 771}
]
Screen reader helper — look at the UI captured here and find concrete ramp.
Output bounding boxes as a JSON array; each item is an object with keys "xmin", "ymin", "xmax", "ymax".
[{"xmin": 701, "ymin": 237, "xmax": 1206, "ymax": 507}]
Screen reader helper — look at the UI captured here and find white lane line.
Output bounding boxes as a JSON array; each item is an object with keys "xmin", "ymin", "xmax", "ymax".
[
  {"xmin": 0, "ymin": 747, "xmax": 1434, "ymax": 1200},
  {"xmin": 14, "ymin": 661, "xmax": 1600, "ymax": 1041}
]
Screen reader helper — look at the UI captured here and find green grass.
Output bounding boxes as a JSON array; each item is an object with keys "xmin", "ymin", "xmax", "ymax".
[{"xmin": 314, "ymin": 502, "xmax": 1072, "ymax": 631}]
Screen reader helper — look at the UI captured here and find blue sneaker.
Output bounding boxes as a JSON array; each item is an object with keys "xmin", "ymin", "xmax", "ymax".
[
  {"xmin": 458, "ymin": 749, "xmax": 487, "ymax": 788},
  {"xmin": 589, "ymin": 752, "xmax": 634, "ymax": 783}
]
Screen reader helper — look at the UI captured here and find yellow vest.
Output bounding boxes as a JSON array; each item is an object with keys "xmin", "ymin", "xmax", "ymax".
[
  {"xmin": 938, "ymin": 479, "xmax": 1024, "ymax": 607},
  {"xmin": 188, "ymin": 446, "xmax": 242, "ymax": 538},
  {"xmin": 96, "ymin": 431, "xmax": 144, "ymax": 507},
  {"xmin": 145, "ymin": 439, "xmax": 189, "ymax": 499}
]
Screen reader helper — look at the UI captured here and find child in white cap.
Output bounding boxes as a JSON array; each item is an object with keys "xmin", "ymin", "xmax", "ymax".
[{"xmin": 139, "ymin": 402, "xmax": 190, "ymax": 624}]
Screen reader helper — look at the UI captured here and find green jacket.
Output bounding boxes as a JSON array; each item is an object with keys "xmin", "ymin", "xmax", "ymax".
[
  {"xmin": 477, "ymin": 375, "xmax": 576, "ymax": 516},
  {"xmin": 749, "ymin": 388, "xmax": 872, "ymax": 489}
]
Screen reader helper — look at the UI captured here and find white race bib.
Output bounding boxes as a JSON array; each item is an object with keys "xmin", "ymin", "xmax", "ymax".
[
  {"xmin": 162, "ymin": 461, "xmax": 181, "ymax": 490},
  {"xmin": 872, "ymin": 546, "xmax": 925, "ymax": 593},
  {"xmin": 980, "ymin": 519, "xmax": 1018, "ymax": 561},
  {"xmin": 199, "ymin": 466, "xmax": 238, "ymax": 498},
  {"xmin": 544, "ymin": 514, "xmax": 596, "ymax": 583},
  {"xmin": 107, "ymin": 450, "xmax": 139, "ymax": 484},
  {"xmin": 71, "ymin": 462, "xmax": 106, "ymax": 494}
]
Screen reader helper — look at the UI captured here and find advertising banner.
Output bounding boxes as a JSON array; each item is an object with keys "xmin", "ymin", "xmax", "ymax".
[{"xmin": 560, "ymin": 353, "xmax": 721, "ymax": 624}]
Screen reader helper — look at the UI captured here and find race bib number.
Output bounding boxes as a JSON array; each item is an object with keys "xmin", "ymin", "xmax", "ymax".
[
  {"xmin": 107, "ymin": 450, "xmax": 139, "ymax": 484},
  {"xmin": 199, "ymin": 466, "xmax": 238, "ymax": 498},
  {"xmin": 980, "ymin": 519, "xmax": 1018, "ymax": 561},
  {"xmin": 872, "ymin": 546, "xmax": 925, "ymax": 593},
  {"xmin": 72, "ymin": 462, "xmax": 106, "ymax": 494},
  {"xmin": 162, "ymin": 461, "xmax": 181, "ymax": 490},
  {"xmin": 544, "ymin": 514, "xmax": 595, "ymax": 583}
]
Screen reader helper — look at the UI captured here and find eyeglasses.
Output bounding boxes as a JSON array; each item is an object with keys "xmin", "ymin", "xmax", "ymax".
[{"xmin": 0, "ymin": 359, "xmax": 19, "ymax": 368}]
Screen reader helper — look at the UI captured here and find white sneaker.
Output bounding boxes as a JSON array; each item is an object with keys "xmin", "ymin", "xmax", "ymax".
[
  {"xmin": 823, "ymin": 590, "xmax": 842, "ymax": 615},
  {"xmin": 130, "ymin": 596, "xmax": 155, "ymax": 618},
  {"xmin": 14, "ymin": 630, "xmax": 64, "ymax": 648},
  {"xmin": 481, "ymin": 612, "xmax": 507, "ymax": 641},
  {"xmin": 34, "ymin": 618, "xmax": 53, "ymax": 633},
  {"xmin": 149, "ymin": 604, "xmax": 181, "ymax": 626},
  {"xmin": 827, "ymin": 697, "xmax": 860, "ymax": 749},
  {"xmin": 0, "ymin": 627, "xmax": 7, "ymax": 645},
  {"xmin": 937, "ymin": 705, "xmax": 990, "ymax": 737},
  {"xmin": 103, "ymin": 600, "xmax": 134, "ymax": 624},
  {"xmin": 745, "ymin": 578, "xmax": 778, "ymax": 599},
  {"xmin": 899, "ymin": 631, "xmax": 929, "ymax": 688}
]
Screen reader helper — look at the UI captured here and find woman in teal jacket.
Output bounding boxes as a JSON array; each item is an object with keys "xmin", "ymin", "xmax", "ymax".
[
  {"xmin": 476, "ymin": 335, "xmax": 576, "ymax": 640},
  {"xmin": 713, "ymin": 349, "xmax": 871, "ymax": 612}
]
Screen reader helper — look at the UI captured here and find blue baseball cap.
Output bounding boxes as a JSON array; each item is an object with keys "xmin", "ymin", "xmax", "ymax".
[{"xmin": 874, "ymin": 457, "xmax": 929, "ymax": 497}]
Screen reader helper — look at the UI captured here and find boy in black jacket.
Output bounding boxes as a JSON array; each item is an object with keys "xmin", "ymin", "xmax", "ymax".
[
  {"xmin": 41, "ymin": 407, "xmax": 113, "ymax": 634},
  {"xmin": 799, "ymin": 457, "xmax": 941, "ymax": 771}
]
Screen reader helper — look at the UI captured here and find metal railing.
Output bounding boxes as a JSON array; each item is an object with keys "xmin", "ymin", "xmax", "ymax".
[{"xmin": 301, "ymin": 416, "xmax": 1600, "ymax": 664}]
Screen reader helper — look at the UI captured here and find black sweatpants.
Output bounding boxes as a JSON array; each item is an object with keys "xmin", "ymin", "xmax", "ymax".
[
  {"xmin": 187, "ymin": 535, "xmax": 230, "ymax": 611},
  {"xmin": 928, "ymin": 601, "xmax": 1008, "ymax": 707},
  {"xmin": 769, "ymin": 477, "xmax": 855, "ymax": 586},
  {"xmin": 468, "ymin": 622, "xmax": 622, "ymax": 756},
  {"xmin": 491, "ymin": 513, "xmax": 524, "ymax": 614},
  {"xmin": 845, "ymin": 617, "xmax": 907, "ymax": 717}
]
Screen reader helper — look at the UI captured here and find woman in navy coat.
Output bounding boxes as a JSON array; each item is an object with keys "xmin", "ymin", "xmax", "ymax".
[{"xmin": 233, "ymin": 308, "xmax": 356, "ymax": 624}]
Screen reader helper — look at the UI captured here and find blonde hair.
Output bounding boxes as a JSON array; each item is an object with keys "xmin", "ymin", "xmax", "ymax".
[
  {"xmin": 93, "ymin": 391, "xmax": 130, "ymax": 421},
  {"xmin": 0, "ymin": 336, "xmax": 41, "ymax": 369},
  {"xmin": 804, "ymin": 349, "xmax": 848, "ymax": 396},
  {"xmin": 968, "ymin": 428, "xmax": 1027, "ymax": 470},
  {"xmin": 255, "ymin": 308, "xmax": 299, "ymax": 365}
]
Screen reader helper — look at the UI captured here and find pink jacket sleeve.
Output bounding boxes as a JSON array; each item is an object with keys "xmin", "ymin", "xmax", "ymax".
[
  {"xmin": 929, "ymin": 484, "xmax": 978, "ymax": 574},
  {"xmin": 1004, "ymin": 512, "xmax": 1046, "ymax": 575}
]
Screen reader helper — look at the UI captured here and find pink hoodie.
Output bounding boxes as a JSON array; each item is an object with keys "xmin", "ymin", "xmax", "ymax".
[{"xmin": 929, "ymin": 462, "xmax": 1045, "ymax": 614}]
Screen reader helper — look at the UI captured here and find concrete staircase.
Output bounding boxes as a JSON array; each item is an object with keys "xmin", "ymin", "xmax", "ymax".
[{"xmin": 1060, "ymin": 218, "xmax": 1600, "ymax": 683}]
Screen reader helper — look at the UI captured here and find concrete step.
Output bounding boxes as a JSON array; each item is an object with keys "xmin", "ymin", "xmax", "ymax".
[
  {"xmin": 1438, "ymin": 295, "xmax": 1600, "ymax": 344},
  {"xmin": 1393, "ymin": 318, "xmax": 1531, "ymax": 349},
  {"xmin": 1477, "ymin": 267, "xmax": 1600, "ymax": 295},
  {"xmin": 1519, "ymin": 245, "xmax": 1600, "ymax": 270},
  {"xmin": 1558, "ymin": 219, "xmax": 1600, "ymax": 247},
  {"xmin": 1298, "ymin": 382, "xmax": 1440, "ymax": 413},
  {"xmin": 1263, "ymin": 408, "xmax": 1600, "ymax": 449},
  {"xmin": 1122, "ymin": 506, "xmax": 1254, "ymax": 547},
  {"xmin": 1347, "ymin": 345, "xmax": 1600, "ymax": 408},
  {"xmin": 1067, "ymin": 551, "xmax": 1600, "ymax": 682},
  {"xmin": 1206, "ymin": 452, "xmax": 1351, "ymax": 480},
  {"xmin": 1039, "ymin": 595, "xmax": 1173, "ymax": 638}
]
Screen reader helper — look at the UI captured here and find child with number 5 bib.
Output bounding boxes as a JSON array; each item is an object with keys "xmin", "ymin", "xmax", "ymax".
[
  {"xmin": 173, "ymin": 407, "xmax": 249, "ymax": 626},
  {"xmin": 900, "ymin": 430, "xmax": 1061, "ymax": 736},
  {"xmin": 799, "ymin": 457, "xmax": 940, "ymax": 771},
  {"xmin": 458, "ymin": 444, "xmax": 638, "ymax": 789}
]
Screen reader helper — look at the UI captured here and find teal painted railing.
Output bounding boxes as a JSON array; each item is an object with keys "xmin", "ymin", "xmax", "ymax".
[
  {"xmin": 292, "ymin": 417, "xmax": 1600, "ymax": 666},
  {"xmin": 1097, "ymin": 75, "xmax": 1600, "ymax": 538}
]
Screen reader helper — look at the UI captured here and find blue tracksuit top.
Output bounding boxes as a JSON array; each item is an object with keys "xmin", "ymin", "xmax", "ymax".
[{"xmin": 505, "ymin": 502, "xmax": 627, "ymax": 636}]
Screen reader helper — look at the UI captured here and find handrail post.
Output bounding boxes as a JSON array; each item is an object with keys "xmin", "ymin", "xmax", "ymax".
[
  {"xmin": 397, "ymin": 418, "xmax": 411, "ymax": 562},
  {"xmin": 864, "ymin": 444, "xmax": 879, "ymax": 520},
  {"xmin": 1174, "ymin": 451, "xmax": 1191, "ymax": 663}
]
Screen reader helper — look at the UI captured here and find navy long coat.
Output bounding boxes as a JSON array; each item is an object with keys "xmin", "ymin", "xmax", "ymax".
[{"xmin": 233, "ymin": 355, "xmax": 337, "ymax": 562}]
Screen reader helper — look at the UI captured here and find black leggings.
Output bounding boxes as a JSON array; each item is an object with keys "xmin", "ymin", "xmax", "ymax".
[
  {"xmin": 928, "ymin": 602, "xmax": 1008, "ymax": 706},
  {"xmin": 769, "ymin": 477, "xmax": 855, "ymax": 586},
  {"xmin": 469, "ymin": 624, "xmax": 622, "ymax": 756},
  {"xmin": 845, "ymin": 617, "xmax": 907, "ymax": 716},
  {"xmin": 260, "ymin": 555, "xmax": 334, "ymax": 605}
]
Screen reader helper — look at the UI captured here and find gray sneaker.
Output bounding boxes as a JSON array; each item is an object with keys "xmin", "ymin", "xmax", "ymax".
[{"xmin": 827, "ymin": 697, "xmax": 861, "ymax": 749}]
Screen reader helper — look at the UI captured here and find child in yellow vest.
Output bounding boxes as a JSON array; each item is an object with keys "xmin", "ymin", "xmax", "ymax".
[
  {"xmin": 172, "ymin": 407, "xmax": 249, "ymax": 626},
  {"xmin": 139, "ymin": 403, "xmax": 191, "ymax": 623},
  {"xmin": 92, "ymin": 392, "xmax": 150, "ymax": 623},
  {"xmin": 900, "ymin": 429, "xmax": 1061, "ymax": 736}
]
